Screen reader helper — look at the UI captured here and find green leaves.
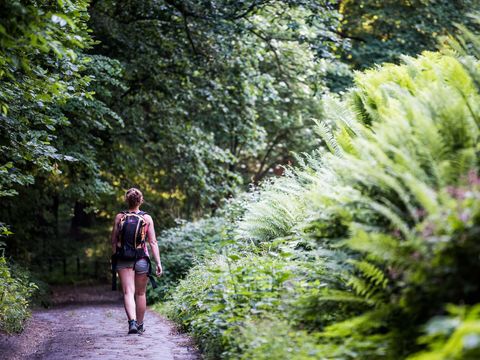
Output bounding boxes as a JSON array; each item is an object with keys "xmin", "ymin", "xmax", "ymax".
[
  {"xmin": 339, "ymin": 0, "xmax": 478, "ymax": 70},
  {"xmin": 164, "ymin": 18, "xmax": 480, "ymax": 359},
  {"xmin": 409, "ymin": 304, "xmax": 480, "ymax": 359},
  {"xmin": 0, "ymin": 256, "xmax": 38, "ymax": 333},
  {"xmin": 0, "ymin": 0, "xmax": 94, "ymax": 198},
  {"xmin": 166, "ymin": 252, "xmax": 305, "ymax": 358},
  {"xmin": 147, "ymin": 216, "xmax": 231, "ymax": 302}
]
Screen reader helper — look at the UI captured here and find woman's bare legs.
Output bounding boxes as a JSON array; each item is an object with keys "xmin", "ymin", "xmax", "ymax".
[
  {"xmin": 118, "ymin": 268, "xmax": 136, "ymax": 320},
  {"xmin": 135, "ymin": 273, "xmax": 149, "ymax": 324},
  {"xmin": 118, "ymin": 268, "xmax": 148, "ymax": 324}
]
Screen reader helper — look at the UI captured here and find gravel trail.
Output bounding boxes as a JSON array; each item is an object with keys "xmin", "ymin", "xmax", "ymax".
[{"xmin": 0, "ymin": 285, "xmax": 200, "ymax": 360}]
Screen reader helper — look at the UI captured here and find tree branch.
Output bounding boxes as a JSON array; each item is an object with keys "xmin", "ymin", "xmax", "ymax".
[
  {"xmin": 183, "ymin": 14, "xmax": 200, "ymax": 57},
  {"xmin": 228, "ymin": 1, "xmax": 270, "ymax": 20},
  {"xmin": 253, "ymin": 125, "xmax": 305, "ymax": 182},
  {"xmin": 164, "ymin": 0, "xmax": 208, "ymax": 20},
  {"xmin": 334, "ymin": 29, "xmax": 367, "ymax": 43},
  {"xmin": 253, "ymin": 130, "xmax": 288, "ymax": 182},
  {"xmin": 246, "ymin": 26, "xmax": 284, "ymax": 75},
  {"xmin": 253, "ymin": 156, "xmax": 289, "ymax": 183}
]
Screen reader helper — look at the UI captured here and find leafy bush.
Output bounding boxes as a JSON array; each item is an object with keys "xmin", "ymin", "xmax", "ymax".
[
  {"xmin": 408, "ymin": 304, "xmax": 480, "ymax": 360},
  {"xmin": 238, "ymin": 319, "xmax": 320, "ymax": 360},
  {"xmin": 0, "ymin": 254, "xmax": 38, "ymax": 333},
  {"xmin": 147, "ymin": 217, "xmax": 229, "ymax": 302},
  {"xmin": 148, "ymin": 193, "xmax": 254, "ymax": 303},
  {"xmin": 166, "ymin": 253, "xmax": 315, "ymax": 358}
]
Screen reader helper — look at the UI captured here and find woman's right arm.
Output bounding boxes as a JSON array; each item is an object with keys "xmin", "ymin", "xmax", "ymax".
[
  {"xmin": 145, "ymin": 214, "xmax": 163, "ymax": 276},
  {"xmin": 110, "ymin": 213, "xmax": 123, "ymax": 255}
]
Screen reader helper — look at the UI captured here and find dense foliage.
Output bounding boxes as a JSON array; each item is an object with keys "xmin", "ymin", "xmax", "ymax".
[
  {"xmin": 2, "ymin": 0, "xmax": 464, "ymax": 261},
  {"xmin": 147, "ymin": 217, "xmax": 228, "ymax": 302},
  {"xmin": 0, "ymin": 248, "xmax": 37, "ymax": 333},
  {"xmin": 147, "ymin": 194, "xmax": 250, "ymax": 302},
  {"xmin": 0, "ymin": 0, "xmax": 93, "ymax": 198},
  {"xmin": 2, "ymin": 0, "xmax": 480, "ymax": 348},
  {"xmin": 338, "ymin": 0, "xmax": 479, "ymax": 69},
  {"xmin": 164, "ymin": 25, "xmax": 480, "ymax": 358}
]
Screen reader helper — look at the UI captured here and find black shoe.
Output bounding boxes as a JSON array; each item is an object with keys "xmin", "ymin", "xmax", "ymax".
[
  {"xmin": 128, "ymin": 319, "xmax": 138, "ymax": 334},
  {"xmin": 137, "ymin": 322, "xmax": 145, "ymax": 334}
]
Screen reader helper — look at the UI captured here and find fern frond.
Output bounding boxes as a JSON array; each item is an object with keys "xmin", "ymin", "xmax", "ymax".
[
  {"xmin": 317, "ymin": 289, "xmax": 374, "ymax": 305},
  {"xmin": 313, "ymin": 119, "xmax": 341, "ymax": 156},
  {"xmin": 346, "ymin": 229, "xmax": 400, "ymax": 264},
  {"xmin": 348, "ymin": 259, "xmax": 388, "ymax": 289},
  {"xmin": 321, "ymin": 307, "xmax": 391, "ymax": 338},
  {"xmin": 347, "ymin": 274, "xmax": 385, "ymax": 304},
  {"xmin": 322, "ymin": 94, "xmax": 365, "ymax": 135}
]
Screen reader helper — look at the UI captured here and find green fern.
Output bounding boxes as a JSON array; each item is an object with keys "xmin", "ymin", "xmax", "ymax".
[
  {"xmin": 349, "ymin": 260, "xmax": 388, "ymax": 290},
  {"xmin": 222, "ymin": 29, "xmax": 480, "ymax": 360},
  {"xmin": 345, "ymin": 229, "xmax": 402, "ymax": 264},
  {"xmin": 313, "ymin": 118, "xmax": 341, "ymax": 156}
]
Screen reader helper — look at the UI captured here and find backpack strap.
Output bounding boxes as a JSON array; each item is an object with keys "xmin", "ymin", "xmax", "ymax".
[
  {"xmin": 132, "ymin": 211, "xmax": 148, "ymax": 244},
  {"xmin": 111, "ymin": 253, "xmax": 118, "ymax": 291},
  {"xmin": 146, "ymin": 257, "xmax": 158, "ymax": 289}
]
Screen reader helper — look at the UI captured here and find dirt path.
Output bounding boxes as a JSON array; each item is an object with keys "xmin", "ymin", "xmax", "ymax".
[{"xmin": 0, "ymin": 285, "xmax": 201, "ymax": 360}]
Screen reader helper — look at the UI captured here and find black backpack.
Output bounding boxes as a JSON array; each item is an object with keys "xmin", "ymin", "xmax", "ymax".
[
  {"xmin": 111, "ymin": 210, "xmax": 158, "ymax": 290},
  {"xmin": 117, "ymin": 210, "xmax": 148, "ymax": 261}
]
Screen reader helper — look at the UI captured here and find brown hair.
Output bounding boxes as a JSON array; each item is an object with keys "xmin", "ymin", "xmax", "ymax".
[{"xmin": 125, "ymin": 188, "xmax": 143, "ymax": 208}]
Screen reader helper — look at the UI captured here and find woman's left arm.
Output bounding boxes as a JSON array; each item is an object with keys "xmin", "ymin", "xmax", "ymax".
[
  {"xmin": 145, "ymin": 214, "xmax": 163, "ymax": 276},
  {"xmin": 110, "ymin": 213, "xmax": 123, "ymax": 255}
]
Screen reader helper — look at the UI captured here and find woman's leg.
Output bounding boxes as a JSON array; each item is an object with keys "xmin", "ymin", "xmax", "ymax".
[
  {"xmin": 134, "ymin": 272, "xmax": 149, "ymax": 324},
  {"xmin": 118, "ymin": 268, "xmax": 136, "ymax": 320}
]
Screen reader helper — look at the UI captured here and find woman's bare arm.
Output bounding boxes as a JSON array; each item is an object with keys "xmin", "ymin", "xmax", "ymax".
[
  {"xmin": 145, "ymin": 214, "xmax": 162, "ymax": 275},
  {"xmin": 110, "ymin": 213, "xmax": 123, "ymax": 254}
]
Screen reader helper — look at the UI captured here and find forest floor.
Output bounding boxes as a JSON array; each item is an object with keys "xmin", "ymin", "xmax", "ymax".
[{"xmin": 0, "ymin": 285, "xmax": 201, "ymax": 360}]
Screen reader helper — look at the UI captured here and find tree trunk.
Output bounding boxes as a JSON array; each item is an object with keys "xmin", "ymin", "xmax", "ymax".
[{"xmin": 70, "ymin": 201, "xmax": 94, "ymax": 240}]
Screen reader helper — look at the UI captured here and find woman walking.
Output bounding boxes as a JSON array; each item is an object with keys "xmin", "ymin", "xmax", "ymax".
[{"xmin": 110, "ymin": 188, "xmax": 163, "ymax": 334}]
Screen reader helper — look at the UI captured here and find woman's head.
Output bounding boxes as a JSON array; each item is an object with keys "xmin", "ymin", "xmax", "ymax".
[{"xmin": 125, "ymin": 188, "xmax": 143, "ymax": 209}]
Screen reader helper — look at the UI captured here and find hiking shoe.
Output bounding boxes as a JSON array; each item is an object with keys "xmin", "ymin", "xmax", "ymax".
[
  {"xmin": 128, "ymin": 319, "xmax": 138, "ymax": 334},
  {"xmin": 137, "ymin": 322, "xmax": 145, "ymax": 334}
]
